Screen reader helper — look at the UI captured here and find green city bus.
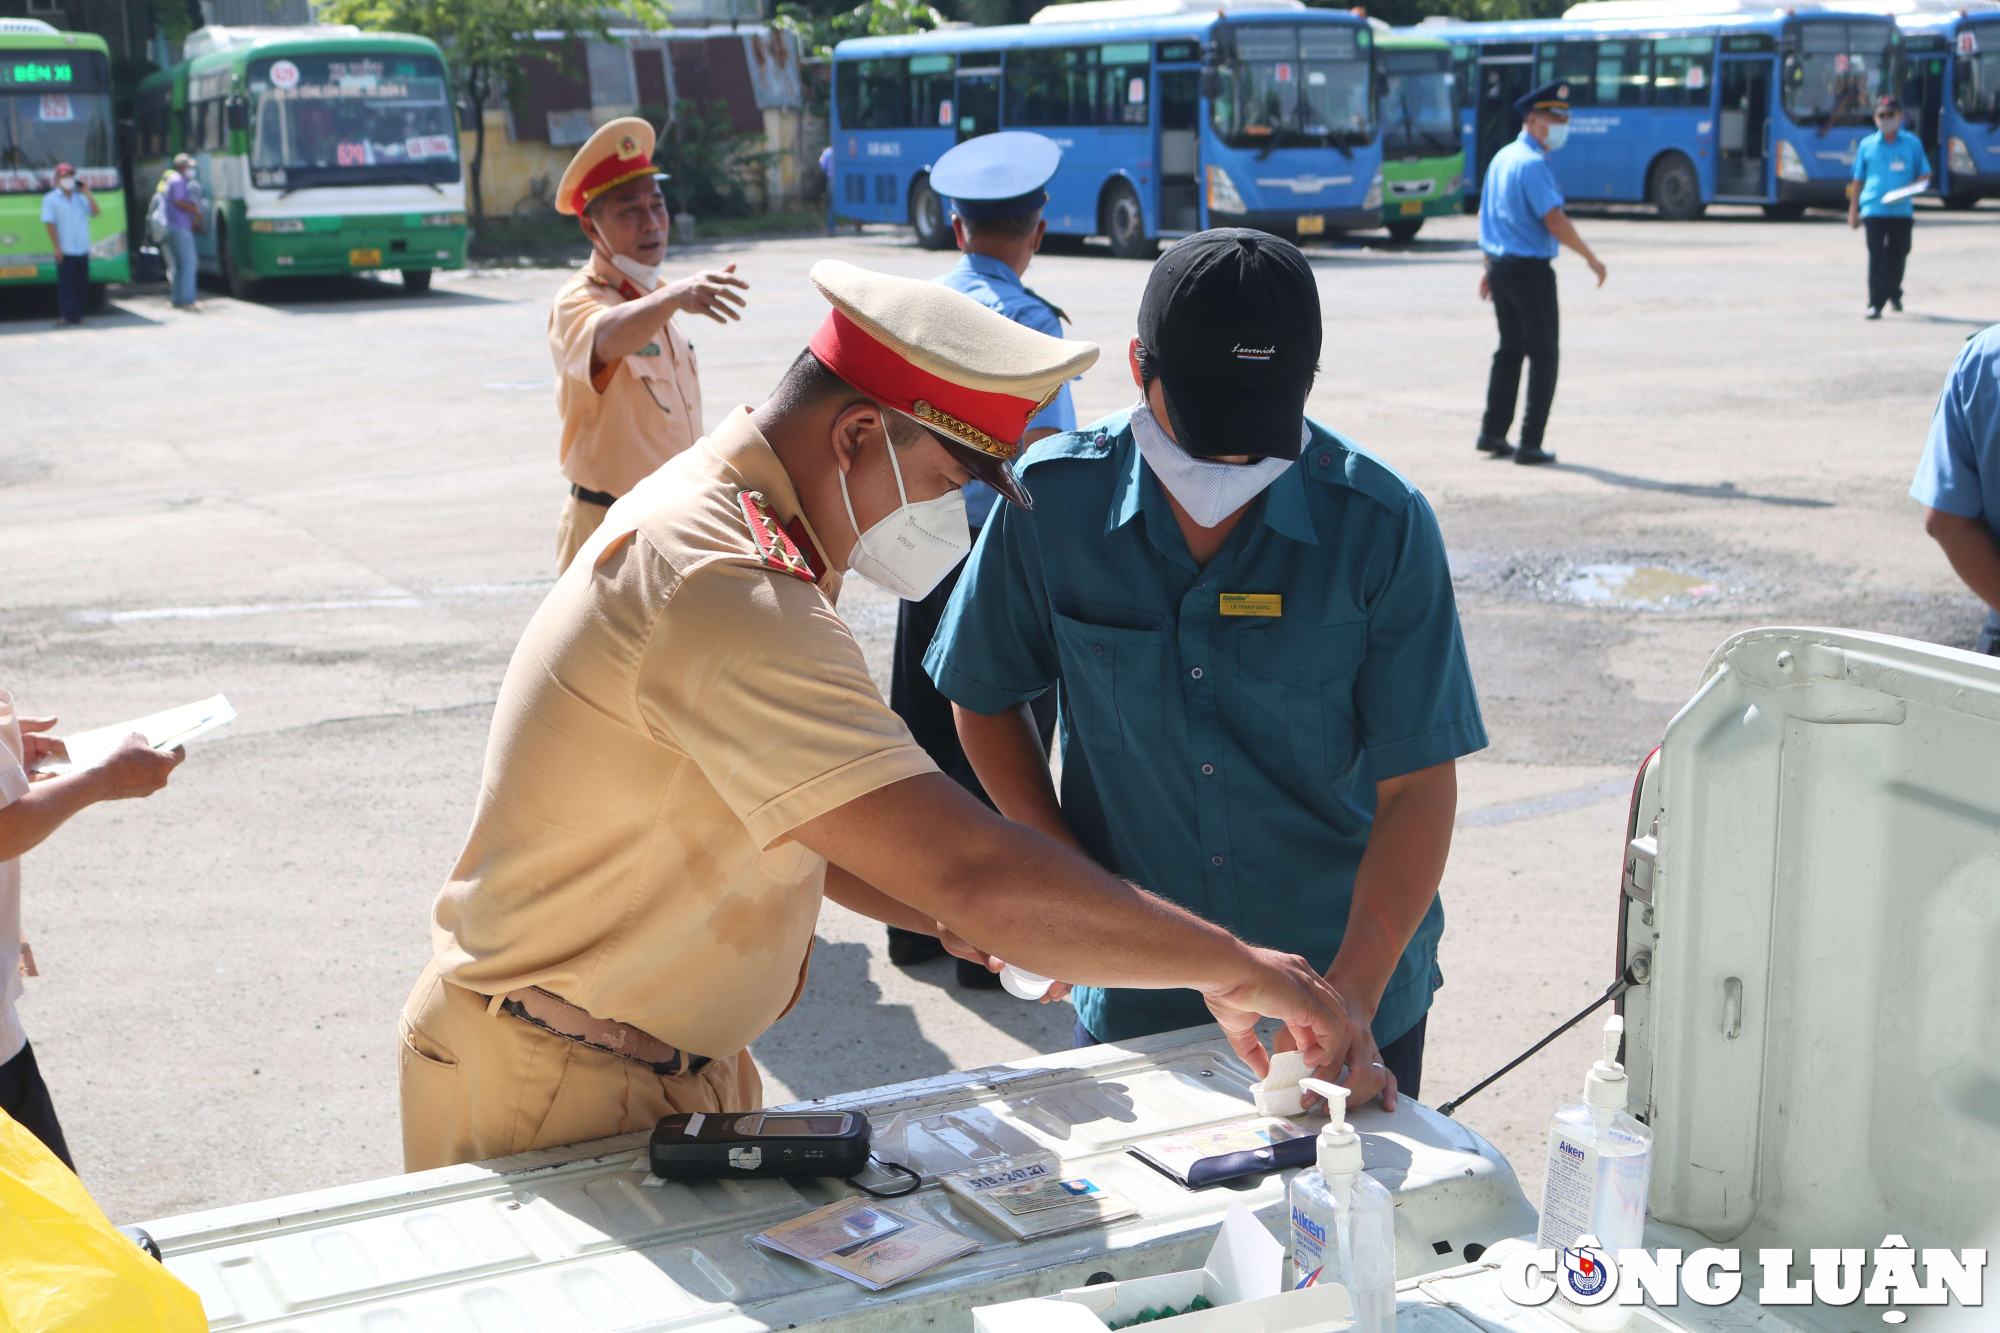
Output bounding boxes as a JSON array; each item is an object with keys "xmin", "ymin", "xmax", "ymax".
[
  {"xmin": 1375, "ymin": 29, "xmax": 1464, "ymax": 242},
  {"xmin": 1, "ymin": 20, "xmax": 129, "ymax": 299},
  {"xmin": 133, "ymin": 25, "xmax": 466, "ymax": 297}
]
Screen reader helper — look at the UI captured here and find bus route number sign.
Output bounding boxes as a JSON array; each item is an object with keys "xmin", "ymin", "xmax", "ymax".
[{"xmin": 271, "ymin": 60, "xmax": 300, "ymax": 88}]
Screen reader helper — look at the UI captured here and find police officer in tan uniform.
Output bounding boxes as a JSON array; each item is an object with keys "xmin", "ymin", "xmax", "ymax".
[
  {"xmin": 400, "ymin": 260, "xmax": 1363, "ymax": 1170},
  {"xmin": 550, "ymin": 117, "xmax": 751, "ymax": 572}
]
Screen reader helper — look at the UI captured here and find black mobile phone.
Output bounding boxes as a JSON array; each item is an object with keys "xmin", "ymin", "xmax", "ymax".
[{"xmin": 649, "ymin": 1109, "xmax": 874, "ymax": 1180}]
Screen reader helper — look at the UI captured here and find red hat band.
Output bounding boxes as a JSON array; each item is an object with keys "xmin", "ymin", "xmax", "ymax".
[
  {"xmin": 569, "ymin": 151, "xmax": 655, "ymax": 215},
  {"xmin": 808, "ymin": 309, "xmax": 1048, "ymax": 459}
]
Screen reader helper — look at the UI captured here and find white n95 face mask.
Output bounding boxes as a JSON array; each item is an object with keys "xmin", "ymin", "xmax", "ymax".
[
  {"xmin": 1131, "ymin": 399, "xmax": 1298, "ymax": 528},
  {"xmin": 840, "ymin": 425, "xmax": 972, "ymax": 601},
  {"xmin": 611, "ymin": 253, "xmax": 664, "ymax": 292}
]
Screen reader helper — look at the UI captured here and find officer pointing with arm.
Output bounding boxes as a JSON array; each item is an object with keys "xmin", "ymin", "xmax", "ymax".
[
  {"xmin": 885, "ymin": 132, "xmax": 1074, "ymax": 982},
  {"xmin": 400, "ymin": 260, "xmax": 1352, "ymax": 1171},
  {"xmin": 549, "ymin": 118, "xmax": 751, "ymax": 573},
  {"xmin": 1474, "ymin": 82, "xmax": 1607, "ymax": 468}
]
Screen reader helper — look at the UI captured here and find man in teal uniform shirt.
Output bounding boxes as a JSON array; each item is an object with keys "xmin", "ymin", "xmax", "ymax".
[
  {"xmin": 886, "ymin": 131, "xmax": 1076, "ymax": 982},
  {"xmin": 927, "ymin": 231, "xmax": 1486, "ymax": 1103},
  {"xmin": 1850, "ymin": 95, "xmax": 1931, "ymax": 319}
]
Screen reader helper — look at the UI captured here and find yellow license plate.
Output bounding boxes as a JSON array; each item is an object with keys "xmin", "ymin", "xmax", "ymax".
[
  {"xmin": 349, "ymin": 248, "xmax": 382, "ymax": 267},
  {"xmin": 1295, "ymin": 215, "xmax": 1325, "ymax": 235},
  {"xmin": 0, "ymin": 264, "xmax": 37, "ymax": 278},
  {"xmin": 1400, "ymin": 199, "xmax": 1423, "ymax": 216}
]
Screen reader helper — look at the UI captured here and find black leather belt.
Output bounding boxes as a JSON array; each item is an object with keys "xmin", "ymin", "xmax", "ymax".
[{"xmin": 570, "ymin": 483, "xmax": 618, "ymax": 508}]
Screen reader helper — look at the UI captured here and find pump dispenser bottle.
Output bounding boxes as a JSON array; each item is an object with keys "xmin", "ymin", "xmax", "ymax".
[
  {"xmin": 1286, "ymin": 1079, "xmax": 1394, "ymax": 1333},
  {"xmin": 1537, "ymin": 1016, "xmax": 1654, "ymax": 1329}
]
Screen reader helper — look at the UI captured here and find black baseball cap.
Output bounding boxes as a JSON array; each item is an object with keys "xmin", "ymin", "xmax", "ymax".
[{"xmin": 1136, "ymin": 229, "xmax": 1321, "ymax": 461}]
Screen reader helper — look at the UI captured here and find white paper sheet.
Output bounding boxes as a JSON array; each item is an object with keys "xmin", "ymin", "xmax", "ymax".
[{"xmin": 34, "ymin": 694, "xmax": 235, "ymax": 774}]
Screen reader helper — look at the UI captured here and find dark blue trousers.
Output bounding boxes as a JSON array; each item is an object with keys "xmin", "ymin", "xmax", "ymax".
[{"xmin": 55, "ymin": 253, "xmax": 89, "ymax": 323}]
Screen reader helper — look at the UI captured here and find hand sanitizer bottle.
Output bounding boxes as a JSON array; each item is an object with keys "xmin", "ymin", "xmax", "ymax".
[
  {"xmin": 1287, "ymin": 1079, "xmax": 1395, "ymax": 1333},
  {"xmin": 1537, "ymin": 1016, "xmax": 1654, "ymax": 1330}
]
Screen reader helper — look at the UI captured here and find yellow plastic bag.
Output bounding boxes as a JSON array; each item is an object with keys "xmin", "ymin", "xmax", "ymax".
[{"xmin": 0, "ymin": 1109, "xmax": 205, "ymax": 1332}]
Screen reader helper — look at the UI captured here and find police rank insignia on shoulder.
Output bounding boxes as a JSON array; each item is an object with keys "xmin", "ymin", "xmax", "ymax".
[{"xmin": 739, "ymin": 490, "xmax": 816, "ymax": 583}]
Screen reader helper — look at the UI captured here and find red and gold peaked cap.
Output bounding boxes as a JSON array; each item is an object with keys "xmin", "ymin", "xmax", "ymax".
[
  {"xmin": 806, "ymin": 260, "xmax": 1098, "ymax": 470},
  {"xmin": 556, "ymin": 117, "xmax": 660, "ymax": 217}
]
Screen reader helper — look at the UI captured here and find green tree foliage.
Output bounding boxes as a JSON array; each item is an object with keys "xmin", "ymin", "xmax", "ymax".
[
  {"xmin": 318, "ymin": 0, "xmax": 632, "ymax": 220},
  {"xmin": 773, "ymin": 0, "xmax": 947, "ymax": 60},
  {"xmin": 637, "ymin": 98, "xmax": 777, "ymax": 218},
  {"xmin": 1335, "ymin": 0, "xmax": 1568, "ymax": 26}
]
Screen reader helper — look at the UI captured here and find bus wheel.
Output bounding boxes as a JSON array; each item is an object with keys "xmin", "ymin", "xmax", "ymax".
[
  {"xmin": 402, "ymin": 268, "xmax": 433, "ymax": 294},
  {"xmin": 1942, "ymin": 192, "xmax": 1980, "ymax": 211},
  {"xmin": 1103, "ymin": 182, "xmax": 1157, "ymax": 260},
  {"xmin": 219, "ymin": 223, "xmax": 260, "ymax": 300},
  {"xmin": 1385, "ymin": 218, "xmax": 1423, "ymax": 244},
  {"xmin": 909, "ymin": 176, "xmax": 953, "ymax": 251},
  {"xmin": 1649, "ymin": 153, "xmax": 1705, "ymax": 220},
  {"xmin": 1761, "ymin": 203, "xmax": 1806, "ymax": 221}
]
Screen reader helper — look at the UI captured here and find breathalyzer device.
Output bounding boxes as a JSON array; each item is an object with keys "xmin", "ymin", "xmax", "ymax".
[{"xmin": 649, "ymin": 1109, "xmax": 875, "ymax": 1180}]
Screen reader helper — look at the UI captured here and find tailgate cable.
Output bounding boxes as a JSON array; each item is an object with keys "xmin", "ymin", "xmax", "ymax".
[{"xmin": 1436, "ymin": 966, "xmax": 1639, "ymax": 1119}]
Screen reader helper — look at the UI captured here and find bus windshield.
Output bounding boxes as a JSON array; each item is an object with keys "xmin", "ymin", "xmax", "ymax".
[
  {"xmin": 247, "ymin": 52, "xmax": 459, "ymax": 190},
  {"xmin": 1783, "ymin": 22, "xmax": 1896, "ymax": 129},
  {"xmin": 0, "ymin": 49, "xmax": 113, "ymax": 189},
  {"xmin": 1210, "ymin": 23, "xmax": 1373, "ymax": 151},
  {"xmin": 1380, "ymin": 48, "xmax": 1456, "ymax": 159},
  {"xmin": 1954, "ymin": 47, "xmax": 2000, "ymax": 126}
]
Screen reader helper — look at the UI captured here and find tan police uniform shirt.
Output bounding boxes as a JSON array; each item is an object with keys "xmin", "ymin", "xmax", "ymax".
[
  {"xmin": 433, "ymin": 407, "xmax": 938, "ymax": 1060},
  {"xmin": 550, "ymin": 253, "xmax": 704, "ymax": 499}
]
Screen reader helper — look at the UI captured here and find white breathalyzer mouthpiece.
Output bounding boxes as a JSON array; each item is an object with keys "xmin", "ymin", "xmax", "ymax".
[
  {"xmin": 1251, "ymin": 1048, "xmax": 1309, "ymax": 1116},
  {"xmin": 998, "ymin": 963, "xmax": 1051, "ymax": 1001},
  {"xmin": 1585, "ymin": 1014, "xmax": 1628, "ymax": 1110},
  {"xmin": 1299, "ymin": 1078, "xmax": 1362, "ymax": 1176}
]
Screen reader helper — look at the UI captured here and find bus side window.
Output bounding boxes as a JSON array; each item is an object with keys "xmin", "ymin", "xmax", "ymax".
[
  {"xmin": 1539, "ymin": 39, "xmax": 1600, "ymax": 107},
  {"xmin": 835, "ymin": 58, "xmax": 913, "ymax": 129},
  {"xmin": 1597, "ymin": 39, "xmax": 1652, "ymax": 107},
  {"xmin": 909, "ymin": 54, "xmax": 953, "ymax": 128},
  {"xmin": 1653, "ymin": 36, "xmax": 1712, "ymax": 107}
]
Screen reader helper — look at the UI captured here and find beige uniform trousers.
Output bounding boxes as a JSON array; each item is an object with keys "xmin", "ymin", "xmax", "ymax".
[
  {"xmin": 554, "ymin": 492, "xmax": 611, "ymax": 575},
  {"xmin": 399, "ymin": 959, "xmax": 763, "ymax": 1172}
]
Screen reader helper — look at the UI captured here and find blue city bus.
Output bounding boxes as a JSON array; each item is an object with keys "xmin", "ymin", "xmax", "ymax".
[
  {"xmin": 1898, "ymin": 9, "xmax": 2000, "ymax": 207},
  {"xmin": 1421, "ymin": 7, "xmax": 1902, "ymax": 219},
  {"xmin": 831, "ymin": 0, "xmax": 1383, "ymax": 258}
]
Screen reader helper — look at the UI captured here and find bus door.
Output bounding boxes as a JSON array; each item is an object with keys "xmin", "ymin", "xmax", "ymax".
[
  {"xmin": 1475, "ymin": 48, "xmax": 1535, "ymax": 184},
  {"xmin": 955, "ymin": 56, "xmax": 1001, "ymax": 142},
  {"xmin": 1901, "ymin": 44, "xmax": 1946, "ymax": 185},
  {"xmin": 1716, "ymin": 57, "xmax": 1773, "ymax": 197},
  {"xmin": 1157, "ymin": 68, "xmax": 1202, "ymax": 233}
]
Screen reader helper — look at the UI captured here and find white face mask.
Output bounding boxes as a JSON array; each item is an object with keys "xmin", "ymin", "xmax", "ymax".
[
  {"xmin": 610, "ymin": 253, "xmax": 663, "ymax": 291},
  {"xmin": 1543, "ymin": 121, "xmax": 1571, "ymax": 151},
  {"xmin": 839, "ymin": 423, "xmax": 973, "ymax": 601},
  {"xmin": 1130, "ymin": 399, "xmax": 1297, "ymax": 528},
  {"xmin": 57, "ymin": 177, "xmax": 75, "ymax": 193}
]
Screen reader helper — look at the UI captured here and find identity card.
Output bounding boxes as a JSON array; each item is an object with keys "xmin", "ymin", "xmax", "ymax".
[
  {"xmin": 755, "ymin": 1197, "xmax": 976, "ymax": 1291},
  {"xmin": 942, "ymin": 1154, "xmax": 1137, "ymax": 1239}
]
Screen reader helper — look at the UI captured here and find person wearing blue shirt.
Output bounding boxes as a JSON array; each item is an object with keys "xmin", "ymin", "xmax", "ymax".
[
  {"xmin": 927, "ymin": 230, "xmax": 1487, "ymax": 1106},
  {"xmin": 1475, "ymin": 81, "xmax": 1607, "ymax": 467},
  {"xmin": 1913, "ymin": 325, "xmax": 2000, "ymax": 653},
  {"xmin": 39, "ymin": 163, "xmax": 98, "ymax": 328},
  {"xmin": 1850, "ymin": 96, "xmax": 1931, "ymax": 320},
  {"xmin": 885, "ymin": 132, "xmax": 1076, "ymax": 984}
]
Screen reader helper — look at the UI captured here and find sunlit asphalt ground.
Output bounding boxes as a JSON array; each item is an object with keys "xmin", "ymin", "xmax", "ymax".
[{"xmin": 2, "ymin": 201, "xmax": 1994, "ymax": 1222}]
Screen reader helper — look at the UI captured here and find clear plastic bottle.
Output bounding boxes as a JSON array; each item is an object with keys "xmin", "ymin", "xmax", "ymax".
[
  {"xmin": 1537, "ymin": 1016, "xmax": 1654, "ymax": 1330},
  {"xmin": 1286, "ymin": 1079, "xmax": 1395, "ymax": 1333}
]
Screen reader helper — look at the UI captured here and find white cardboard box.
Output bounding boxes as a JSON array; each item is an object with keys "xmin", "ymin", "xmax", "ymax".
[{"xmin": 972, "ymin": 1202, "xmax": 1356, "ymax": 1333}]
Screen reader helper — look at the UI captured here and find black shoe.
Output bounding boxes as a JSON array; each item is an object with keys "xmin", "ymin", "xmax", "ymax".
[
  {"xmin": 1476, "ymin": 434, "xmax": 1513, "ymax": 456},
  {"xmin": 886, "ymin": 926, "xmax": 945, "ymax": 966},
  {"xmin": 1890, "ymin": 297, "xmax": 1903, "ymax": 312},
  {"xmin": 1513, "ymin": 445, "xmax": 1557, "ymax": 465},
  {"xmin": 956, "ymin": 957, "xmax": 1004, "ymax": 989},
  {"xmin": 1865, "ymin": 306, "xmax": 1882, "ymax": 320}
]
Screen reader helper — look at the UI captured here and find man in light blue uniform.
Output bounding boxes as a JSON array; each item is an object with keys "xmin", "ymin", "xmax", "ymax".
[
  {"xmin": 1913, "ymin": 325, "xmax": 2000, "ymax": 653},
  {"xmin": 39, "ymin": 163, "xmax": 98, "ymax": 327},
  {"xmin": 1849, "ymin": 95, "xmax": 1931, "ymax": 319},
  {"xmin": 927, "ymin": 230, "xmax": 1486, "ymax": 1104},
  {"xmin": 1475, "ymin": 81, "xmax": 1607, "ymax": 467},
  {"xmin": 885, "ymin": 131, "xmax": 1075, "ymax": 982}
]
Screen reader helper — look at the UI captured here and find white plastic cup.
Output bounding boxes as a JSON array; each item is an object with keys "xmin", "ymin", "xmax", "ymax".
[{"xmin": 998, "ymin": 964, "xmax": 1052, "ymax": 1001}]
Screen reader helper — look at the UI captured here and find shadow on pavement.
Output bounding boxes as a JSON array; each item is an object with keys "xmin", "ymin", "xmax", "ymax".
[
  {"xmin": 0, "ymin": 289, "xmax": 166, "ymax": 332},
  {"xmin": 753, "ymin": 938, "xmax": 961, "ymax": 1099},
  {"xmin": 1556, "ymin": 463, "xmax": 1835, "ymax": 508}
]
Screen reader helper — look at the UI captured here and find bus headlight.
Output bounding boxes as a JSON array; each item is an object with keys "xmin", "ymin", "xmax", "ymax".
[
  {"xmin": 1776, "ymin": 140, "xmax": 1808, "ymax": 183},
  {"xmin": 423, "ymin": 212, "xmax": 467, "ymax": 227},
  {"xmin": 250, "ymin": 219, "xmax": 307, "ymax": 233},
  {"xmin": 1206, "ymin": 164, "xmax": 1248, "ymax": 214},
  {"xmin": 88, "ymin": 231, "xmax": 127, "ymax": 259},
  {"xmin": 1950, "ymin": 136, "xmax": 1977, "ymax": 175},
  {"xmin": 1363, "ymin": 169, "xmax": 1384, "ymax": 211}
]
